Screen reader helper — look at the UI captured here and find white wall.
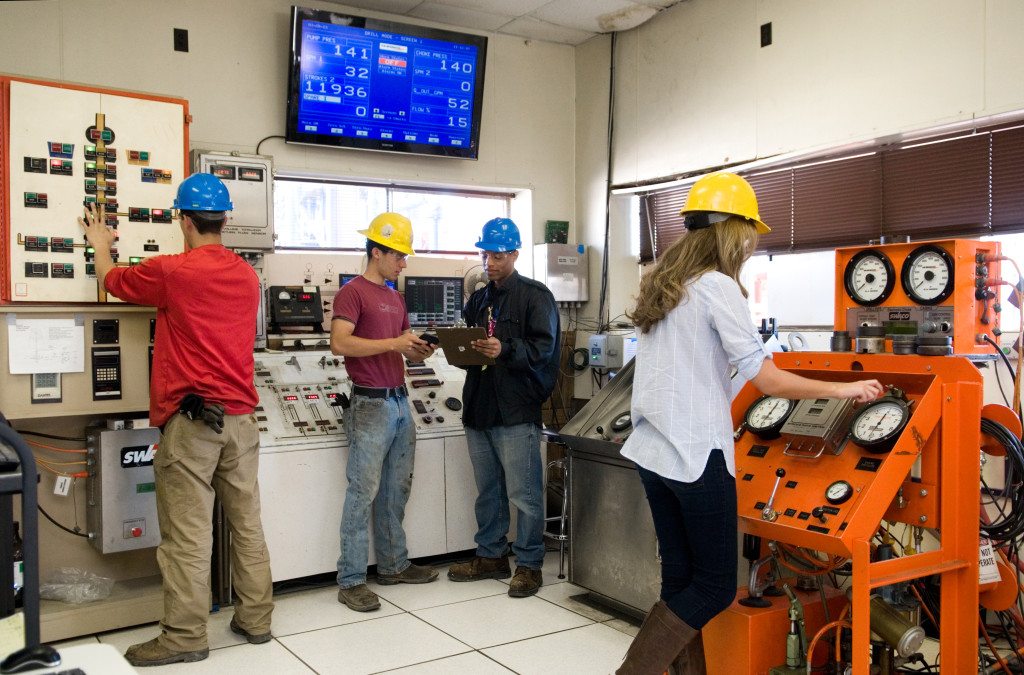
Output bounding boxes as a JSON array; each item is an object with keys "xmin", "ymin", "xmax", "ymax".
[
  {"xmin": 580, "ymin": 0, "xmax": 1024, "ymax": 326},
  {"xmin": 0, "ymin": 0, "xmax": 576, "ymax": 246}
]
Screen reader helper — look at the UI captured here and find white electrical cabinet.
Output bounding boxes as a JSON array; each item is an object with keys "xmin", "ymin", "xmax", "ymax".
[
  {"xmin": 533, "ymin": 243, "xmax": 589, "ymax": 302},
  {"xmin": 192, "ymin": 151, "xmax": 274, "ymax": 250}
]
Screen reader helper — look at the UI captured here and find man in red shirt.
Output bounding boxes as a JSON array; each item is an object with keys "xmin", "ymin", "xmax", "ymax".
[
  {"xmin": 330, "ymin": 213, "xmax": 438, "ymax": 612},
  {"xmin": 79, "ymin": 173, "xmax": 273, "ymax": 666}
]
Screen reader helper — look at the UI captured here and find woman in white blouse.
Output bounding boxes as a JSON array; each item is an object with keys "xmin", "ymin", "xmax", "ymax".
[{"xmin": 616, "ymin": 173, "xmax": 883, "ymax": 675}]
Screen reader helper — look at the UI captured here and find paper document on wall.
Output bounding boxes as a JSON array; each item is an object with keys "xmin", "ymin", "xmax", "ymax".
[{"xmin": 7, "ymin": 318, "xmax": 85, "ymax": 374}]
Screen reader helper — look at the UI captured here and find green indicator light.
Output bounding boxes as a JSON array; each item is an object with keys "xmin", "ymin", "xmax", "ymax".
[{"xmin": 137, "ymin": 483, "xmax": 156, "ymax": 494}]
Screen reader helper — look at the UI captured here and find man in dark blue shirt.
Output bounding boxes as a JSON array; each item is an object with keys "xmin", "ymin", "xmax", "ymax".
[{"xmin": 447, "ymin": 218, "xmax": 560, "ymax": 598}]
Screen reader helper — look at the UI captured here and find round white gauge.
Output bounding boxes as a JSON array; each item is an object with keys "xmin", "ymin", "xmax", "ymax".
[
  {"xmin": 844, "ymin": 250, "xmax": 895, "ymax": 306},
  {"xmin": 825, "ymin": 480, "xmax": 854, "ymax": 505},
  {"xmin": 850, "ymin": 397, "xmax": 911, "ymax": 452},
  {"xmin": 901, "ymin": 245, "xmax": 954, "ymax": 305},
  {"xmin": 278, "ymin": 290, "xmax": 291, "ymax": 300},
  {"xmin": 743, "ymin": 395, "xmax": 795, "ymax": 439}
]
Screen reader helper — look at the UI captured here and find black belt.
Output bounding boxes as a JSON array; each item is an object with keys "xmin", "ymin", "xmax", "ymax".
[{"xmin": 352, "ymin": 384, "xmax": 408, "ymax": 399}]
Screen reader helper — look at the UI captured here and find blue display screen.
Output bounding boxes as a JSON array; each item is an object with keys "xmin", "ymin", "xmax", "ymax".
[{"xmin": 287, "ymin": 7, "xmax": 487, "ymax": 160}]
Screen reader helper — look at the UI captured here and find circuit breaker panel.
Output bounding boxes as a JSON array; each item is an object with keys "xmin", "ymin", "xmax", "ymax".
[
  {"xmin": 86, "ymin": 428, "xmax": 161, "ymax": 554},
  {"xmin": 2, "ymin": 78, "xmax": 188, "ymax": 303}
]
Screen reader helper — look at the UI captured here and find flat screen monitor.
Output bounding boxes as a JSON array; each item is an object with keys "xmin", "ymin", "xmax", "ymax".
[
  {"xmin": 340, "ymin": 273, "xmax": 396, "ymax": 290},
  {"xmin": 287, "ymin": 6, "xmax": 487, "ymax": 160},
  {"xmin": 404, "ymin": 276, "xmax": 464, "ymax": 327}
]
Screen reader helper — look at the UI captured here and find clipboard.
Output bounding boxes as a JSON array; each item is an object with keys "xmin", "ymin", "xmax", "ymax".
[{"xmin": 435, "ymin": 327, "xmax": 495, "ymax": 366}]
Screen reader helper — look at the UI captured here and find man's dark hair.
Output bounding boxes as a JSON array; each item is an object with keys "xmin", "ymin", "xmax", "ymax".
[
  {"xmin": 366, "ymin": 238, "xmax": 395, "ymax": 259},
  {"xmin": 181, "ymin": 210, "xmax": 227, "ymax": 235}
]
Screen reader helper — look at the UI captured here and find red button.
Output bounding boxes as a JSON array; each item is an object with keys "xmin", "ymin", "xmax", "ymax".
[{"xmin": 131, "ymin": 527, "xmax": 142, "ymax": 537}]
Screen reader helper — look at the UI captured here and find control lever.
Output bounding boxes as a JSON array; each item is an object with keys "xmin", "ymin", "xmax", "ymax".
[
  {"xmin": 811, "ymin": 506, "xmax": 828, "ymax": 524},
  {"xmin": 594, "ymin": 425, "xmax": 610, "ymax": 441},
  {"xmin": 284, "ymin": 355, "xmax": 301, "ymax": 372},
  {"xmin": 318, "ymin": 355, "xmax": 327, "ymax": 369},
  {"xmin": 761, "ymin": 468, "xmax": 786, "ymax": 522}
]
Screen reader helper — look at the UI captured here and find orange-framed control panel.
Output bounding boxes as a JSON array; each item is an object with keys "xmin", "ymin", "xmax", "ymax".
[
  {"xmin": 722, "ymin": 352, "xmax": 981, "ymax": 675},
  {"xmin": 834, "ymin": 239, "xmax": 1000, "ymax": 357},
  {"xmin": 0, "ymin": 75, "xmax": 190, "ymax": 304}
]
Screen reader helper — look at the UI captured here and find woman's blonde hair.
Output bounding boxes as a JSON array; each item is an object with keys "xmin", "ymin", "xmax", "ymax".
[{"xmin": 628, "ymin": 217, "xmax": 758, "ymax": 334}]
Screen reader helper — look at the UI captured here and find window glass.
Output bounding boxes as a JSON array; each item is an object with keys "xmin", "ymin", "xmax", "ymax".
[
  {"xmin": 274, "ymin": 181, "xmax": 387, "ymax": 249},
  {"xmin": 274, "ymin": 179, "xmax": 508, "ymax": 253},
  {"xmin": 392, "ymin": 189, "xmax": 507, "ymax": 252}
]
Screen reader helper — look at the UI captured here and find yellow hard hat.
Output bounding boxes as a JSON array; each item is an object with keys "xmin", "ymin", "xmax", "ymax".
[
  {"xmin": 359, "ymin": 212, "xmax": 416, "ymax": 256},
  {"xmin": 680, "ymin": 172, "xmax": 770, "ymax": 234}
]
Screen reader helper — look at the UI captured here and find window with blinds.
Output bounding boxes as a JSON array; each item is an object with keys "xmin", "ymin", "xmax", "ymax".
[{"xmin": 638, "ymin": 121, "xmax": 1024, "ymax": 263}]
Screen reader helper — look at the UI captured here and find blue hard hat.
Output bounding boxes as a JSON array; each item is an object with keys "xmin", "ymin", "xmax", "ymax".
[
  {"xmin": 476, "ymin": 217, "xmax": 522, "ymax": 252},
  {"xmin": 173, "ymin": 173, "xmax": 233, "ymax": 212}
]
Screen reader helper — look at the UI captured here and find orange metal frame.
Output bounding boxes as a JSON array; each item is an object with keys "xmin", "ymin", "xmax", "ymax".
[
  {"xmin": 0, "ymin": 75, "xmax": 190, "ymax": 304},
  {"xmin": 833, "ymin": 238, "xmax": 1000, "ymax": 357},
  {"xmin": 731, "ymin": 352, "xmax": 981, "ymax": 674}
]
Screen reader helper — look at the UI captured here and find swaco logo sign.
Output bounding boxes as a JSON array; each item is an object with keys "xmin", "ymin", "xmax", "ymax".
[{"xmin": 121, "ymin": 444, "xmax": 157, "ymax": 468}]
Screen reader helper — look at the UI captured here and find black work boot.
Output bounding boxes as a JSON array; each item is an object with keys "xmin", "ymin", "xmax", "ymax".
[{"xmin": 616, "ymin": 601, "xmax": 700, "ymax": 675}]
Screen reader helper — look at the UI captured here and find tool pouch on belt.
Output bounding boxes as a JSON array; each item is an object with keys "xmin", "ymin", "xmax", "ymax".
[{"xmin": 179, "ymin": 393, "xmax": 225, "ymax": 434}]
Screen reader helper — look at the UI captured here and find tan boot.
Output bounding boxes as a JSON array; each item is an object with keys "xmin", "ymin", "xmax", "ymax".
[
  {"xmin": 669, "ymin": 630, "xmax": 707, "ymax": 674},
  {"xmin": 616, "ymin": 601, "xmax": 699, "ymax": 675}
]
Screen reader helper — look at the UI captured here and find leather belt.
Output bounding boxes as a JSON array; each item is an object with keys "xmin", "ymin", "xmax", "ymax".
[{"xmin": 352, "ymin": 384, "xmax": 408, "ymax": 399}]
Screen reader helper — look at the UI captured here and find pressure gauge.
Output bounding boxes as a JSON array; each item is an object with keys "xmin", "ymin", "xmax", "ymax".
[
  {"xmin": 825, "ymin": 480, "xmax": 854, "ymax": 505},
  {"xmin": 743, "ymin": 395, "xmax": 795, "ymax": 440},
  {"xmin": 849, "ymin": 397, "xmax": 911, "ymax": 452},
  {"xmin": 278, "ymin": 290, "xmax": 291, "ymax": 301},
  {"xmin": 844, "ymin": 249, "xmax": 895, "ymax": 306},
  {"xmin": 901, "ymin": 245, "xmax": 954, "ymax": 305},
  {"xmin": 611, "ymin": 412, "xmax": 632, "ymax": 433}
]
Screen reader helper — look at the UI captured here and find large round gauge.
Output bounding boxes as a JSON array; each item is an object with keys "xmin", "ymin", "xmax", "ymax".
[
  {"xmin": 901, "ymin": 245, "xmax": 954, "ymax": 305},
  {"xmin": 743, "ymin": 395, "xmax": 795, "ymax": 440},
  {"xmin": 825, "ymin": 480, "xmax": 854, "ymax": 505},
  {"xmin": 849, "ymin": 397, "xmax": 911, "ymax": 453},
  {"xmin": 844, "ymin": 249, "xmax": 895, "ymax": 306}
]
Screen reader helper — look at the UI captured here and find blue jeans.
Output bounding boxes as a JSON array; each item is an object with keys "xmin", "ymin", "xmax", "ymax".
[
  {"xmin": 637, "ymin": 449, "xmax": 737, "ymax": 629},
  {"xmin": 465, "ymin": 423, "xmax": 545, "ymax": 569},
  {"xmin": 337, "ymin": 393, "xmax": 416, "ymax": 588}
]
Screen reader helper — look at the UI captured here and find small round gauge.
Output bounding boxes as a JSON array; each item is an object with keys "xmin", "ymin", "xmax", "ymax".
[
  {"xmin": 611, "ymin": 412, "xmax": 632, "ymax": 433},
  {"xmin": 901, "ymin": 245, "xmax": 954, "ymax": 305},
  {"xmin": 278, "ymin": 290, "xmax": 292, "ymax": 301},
  {"xmin": 844, "ymin": 249, "xmax": 895, "ymax": 306},
  {"xmin": 849, "ymin": 397, "xmax": 911, "ymax": 452},
  {"xmin": 743, "ymin": 395, "xmax": 795, "ymax": 440},
  {"xmin": 825, "ymin": 480, "xmax": 854, "ymax": 505}
]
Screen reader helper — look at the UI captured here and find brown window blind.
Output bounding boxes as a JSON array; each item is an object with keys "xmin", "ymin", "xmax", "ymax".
[
  {"xmin": 881, "ymin": 134, "xmax": 989, "ymax": 239},
  {"xmin": 637, "ymin": 120, "xmax": 1024, "ymax": 262}
]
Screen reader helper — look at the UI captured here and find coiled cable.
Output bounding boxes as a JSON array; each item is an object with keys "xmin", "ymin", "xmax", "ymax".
[{"xmin": 980, "ymin": 417, "xmax": 1024, "ymax": 543}]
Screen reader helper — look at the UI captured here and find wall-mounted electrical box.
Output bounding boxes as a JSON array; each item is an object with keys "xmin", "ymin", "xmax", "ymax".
[
  {"xmin": 86, "ymin": 428, "xmax": 161, "ymax": 554},
  {"xmin": 192, "ymin": 150, "xmax": 274, "ymax": 250},
  {"xmin": 588, "ymin": 334, "xmax": 624, "ymax": 369},
  {"xmin": 533, "ymin": 243, "xmax": 588, "ymax": 303}
]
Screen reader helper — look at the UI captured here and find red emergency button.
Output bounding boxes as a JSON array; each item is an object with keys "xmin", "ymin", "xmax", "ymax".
[{"xmin": 131, "ymin": 527, "xmax": 143, "ymax": 538}]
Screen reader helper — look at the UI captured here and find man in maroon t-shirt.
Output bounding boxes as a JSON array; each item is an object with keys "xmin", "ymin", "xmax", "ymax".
[
  {"xmin": 80, "ymin": 174, "xmax": 274, "ymax": 666},
  {"xmin": 330, "ymin": 212, "xmax": 438, "ymax": 612}
]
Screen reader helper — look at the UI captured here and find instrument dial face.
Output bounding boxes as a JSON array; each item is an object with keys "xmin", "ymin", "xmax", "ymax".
[
  {"xmin": 611, "ymin": 412, "xmax": 632, "ymax": 433},
  {"xmin": 744, "ymin": 396, "xmax": 795, "ymax": 439},
  {"xmin": 850, "ymin": 398, "xmax": 910, "ymax": 450},
  {"xmin": 844, "ymin": 250, "xmax": 895, "ymax": 306},
  {"xmin": 901, "ymin": 245, "xmax": 954, "ymax": 305},
  {"xmin": 825, "ymin": 480, "xmax": 854, "ymax": 505}
]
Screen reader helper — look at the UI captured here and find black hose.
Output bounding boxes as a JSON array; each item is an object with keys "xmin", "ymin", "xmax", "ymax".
[
  {"xmin": 983, "ymin": 334, "xmax": 1016, "ymax": 385},
  {"xmin": 38, "ymin": 504, "xmax": 88, "ymax": 538},
  {"xmin": 980, "ymin": 418, "xmax": 1024, "ymax": 543}
]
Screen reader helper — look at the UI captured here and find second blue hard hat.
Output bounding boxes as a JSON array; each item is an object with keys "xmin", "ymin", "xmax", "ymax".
[
  {"xmin": 173, "ymin": 173, "xmax": 233, "ymax": 212},
  {"xmin": 476, "ymin": 217, "xmax": 521, "ymax": 252}
]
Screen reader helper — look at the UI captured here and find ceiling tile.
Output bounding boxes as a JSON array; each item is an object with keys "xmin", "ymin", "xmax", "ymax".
[
  {"xmin": 499, "ymin": 16, "xmax": 595, "ymax": 45},
  {"xmin": 324, "ymin": 0, "xmax": 425, "ymax": 15},
  {"xmin": 532, "ymin": 0, "xmax": 657, "ymax": 33},
  {"xmin": 428, "ymin": 0, "xmax": 551, "ymax": 15},
  {"xmin": 409, "ymin": 3, "xmax": 511, "ymax": 31}
]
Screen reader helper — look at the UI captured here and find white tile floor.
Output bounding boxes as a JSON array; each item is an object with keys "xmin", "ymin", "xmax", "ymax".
[{"xmin": 58, "ymin": 553, "xmax": 637, "ymax": 674}]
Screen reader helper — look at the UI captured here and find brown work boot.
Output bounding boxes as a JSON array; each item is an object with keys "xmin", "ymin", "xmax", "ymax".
[
  {"xmin": 616, "ymin": 601, "xmax": 699, "ymax": 675},
  {"xmin": 338, "ymin": 584, "xmax": 381, "ymax": 612},
  {"xmin": 448, "ymin": 555, "xmax": 512, "ymax": 582},
  {"xmin": 669, "ymin": 630, "xmax": 707, "ymax": 674},
  {"xmin": 508, "ymin": 566, "xmax": 543, "ymax": 598},
  {"xmin": 377, "ymin": 563, "xmax": 439, "ymax": 585},
  {"xmin": 124, "ymin": 638, "xmax": 209, "ymax": 667},
  {"xmin": 230, "ymin": 616, "xmax": 273, "ymax": 645}
]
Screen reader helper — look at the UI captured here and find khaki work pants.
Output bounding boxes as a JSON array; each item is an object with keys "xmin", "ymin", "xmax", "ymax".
[{"xmin": 154, "ymin": 413, "xmax": 274, "ymax": 651}]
